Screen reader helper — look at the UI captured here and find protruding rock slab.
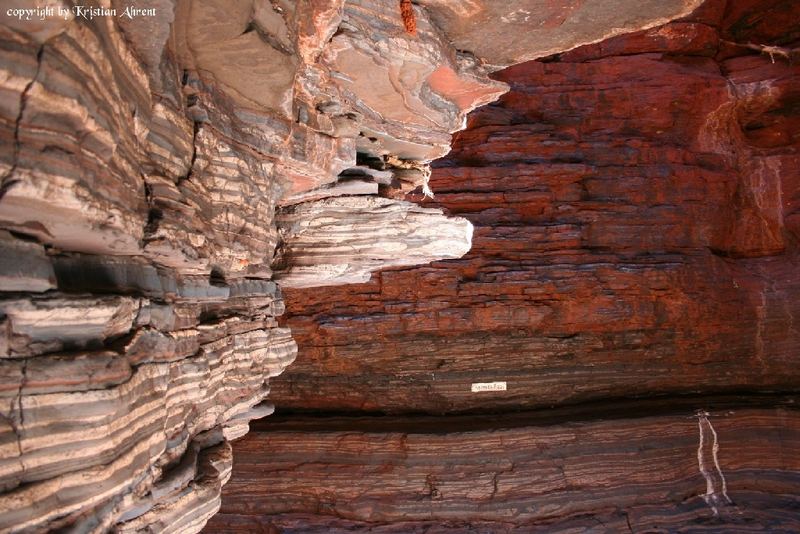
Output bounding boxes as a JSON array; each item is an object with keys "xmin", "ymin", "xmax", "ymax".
[
  {"xmin": 275, "ymin": 196, "xmax": 473, "ymax": 287},
  {"xmin": 417, "ymin": 0, "xmax": 706, "ymax": 67},
  {"xmin": 321, "ymin": 0, "xmax": 508, "ymax": 161}
]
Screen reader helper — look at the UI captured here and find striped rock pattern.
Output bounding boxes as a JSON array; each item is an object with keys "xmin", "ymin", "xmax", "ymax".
[
  {"xmin": 0, "ymin": 0, "xmax": 713, "ymax": 531},
  {"xmin": 0, "ymin": 285, "xmax": 296, "ymax": 533},
  {"xmin": 275, "ymin": 196, "xmax": 473, "ymax": 288},
  {"xmin": 271, "ymin": 0, "xmax": 800, "ymax": 415},
  {"xmin": 223, "ymin": 0, "xmax": 800, "ymax": 531},
  {"xmin": 0, "ymin": 1, "xmax": 299, "ymax": 530},
  {"xmin": 210, "ymin": 402, "xmax": 800, "ymax": 532}
]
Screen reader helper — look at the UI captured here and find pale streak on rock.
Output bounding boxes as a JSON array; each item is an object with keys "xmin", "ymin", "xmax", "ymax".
[
  {"xmin": 281, "ymin": 178, "xmax": 379, "ymax": 206},
  {"xmin": 696, "ymin": 412, "xmax": 717, "ymax": 515},
  {"xmin": 696, "ymin": 411, "xmax": 733, "ymax": 516}
]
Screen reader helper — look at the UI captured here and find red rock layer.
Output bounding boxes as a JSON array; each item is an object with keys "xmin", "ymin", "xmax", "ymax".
[
  {"xmin": 208, "ymin": 1, "xmax": 800, "ymax": 531},
  {"xmin": 269, "ymin": 0, "xmax": 800, "ymax": 415}
]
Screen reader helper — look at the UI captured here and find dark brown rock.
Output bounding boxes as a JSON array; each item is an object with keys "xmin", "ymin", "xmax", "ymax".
[{"xmin": 209, "ymin": 402, "xmax": 800, "ymax": 532}]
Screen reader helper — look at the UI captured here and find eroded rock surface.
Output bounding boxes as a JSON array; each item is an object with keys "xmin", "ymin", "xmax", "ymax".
[
  {"xmin": 275, "ymin": 197, "xmax": 473, "ymax": 288},
  {"xmin": 0, "ymin": 0, "xmax": 707, "ymax": 532},
  {"xmin": 217, "ymin": 0, "xmax": 800, "ymax": 531},
  {"xmin": 418, "ymin": 0, "xmax": 705, "ymax": 67},
  {"xmin": 271, "ymin": 0, "xmax": 800, "ymax": 416}
]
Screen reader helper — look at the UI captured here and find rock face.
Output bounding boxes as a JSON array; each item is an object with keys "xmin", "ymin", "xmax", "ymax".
[
  {"xmin": 267, "ymin": 0, "xmax": 800, "ymax": 415},
  {"xmin": 0, "ymin": 0, "xmax": 706, "ymax": 532},
  {"xmin": 418, "ymin": 0, "xmax": 705, "ymax": 67},
  {"xmin": 210, "ymin": 0, "xmax": 800, "ymax": 531}
]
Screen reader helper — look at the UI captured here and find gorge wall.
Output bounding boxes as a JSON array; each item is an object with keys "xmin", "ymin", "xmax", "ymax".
[
  {"xmin": 268, "ymin": 0, "xmax": 800, "ymax": 415},
  {"xmin": 0, "ymin": 0, "xmax": 712, "ymax": 532},
  {"xmin": 209, "ymin": 0, "xmax": 800, "ymax": 532}
]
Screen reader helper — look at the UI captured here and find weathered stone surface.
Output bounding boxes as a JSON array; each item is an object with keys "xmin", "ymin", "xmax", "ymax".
[
  {"xmin": 0, "ymin": 296, "xmax": 138, "ymax": 356},
  {"xmin": 417, "ymin": 0, "xmax": 706, "ymax": 67},
  {"xmin": 117, "ymin": 431, "xmax": 234, "ymax": 534},
  {"xmin": 281, "ymin": 178, "xmax": 379, "ymax": 206},
  {"xmin": 0, "ymin": 307, "xmax": 295, "ymax": 532},
  {"xmin": 0, "ymin": 231, "xmax": 55, "ymax": 293},
  {"xmin": 0, "ymin": 2, "xmax": 300, "ymax": 530},
  {"xmin": 231, "ymin": 2, "xmax": 800, "ymax": 530},
  {"xmin": 271, "ymin": 1, "xmax": 800, "ymax": 415},
  {"xmin": 318, "ymin": 0, "xmax": 509, "ymax": 162},
  {"xmin": 1, "ymin": 0, "xmax": 791, "ymax": 531},
  {"xmin": 0, "ymin": 0, "xmax": 476, "ymax": 528},
  {"xmin": 176, "ymin": 0, "xmax": 298, "ymax": 118}
]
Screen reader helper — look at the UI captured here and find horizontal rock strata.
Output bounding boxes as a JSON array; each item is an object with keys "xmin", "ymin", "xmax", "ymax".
[
  {"xmin": 1, "ymin": 0, "xmax": 783, "ymax": 528},
  {"xmin": 271, "ymin": 0, "xmax": 800, "ymax": 415},
  {"xmin": 225, "ymin": 0, "xmax": 800, "ymax": 530},
  {"xmin": 209, "ymin": 401, "xmax": 800, "ymax": 532},
  {"xmin": 0, "ymin": 0, "xmax": 706, "ymax": 531}
]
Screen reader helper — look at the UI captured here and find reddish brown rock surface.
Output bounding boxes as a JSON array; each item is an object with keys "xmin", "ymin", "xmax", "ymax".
[
  {"xmin": 210, "ymin": 1, "xmax": 800, "ymax": 531},
  {"xmin": 269, "ymin": 0, "xmax": 800, "ymax": 415},
  {"xmin": 0, "ymin": 0, "xmax": 707, "ymax": 530},
  {"xmin": 0, "ymin": 0, "xmax": 796, "ymax": 531}
]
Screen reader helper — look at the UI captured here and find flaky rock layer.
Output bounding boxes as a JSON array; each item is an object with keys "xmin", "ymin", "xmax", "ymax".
[{"xmin": 275, "ymin": 196, "xmax": 473, "ymax": 287}]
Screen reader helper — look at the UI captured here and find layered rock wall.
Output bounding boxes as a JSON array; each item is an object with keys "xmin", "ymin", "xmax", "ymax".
[
  {"xmin": 271, "ymin": 0, "xmax": 800, "ymax": 415},
  {"xmin": 0, "ymin": 0, "xmax": 705, "ymax": 531},
  {"xmin": 213, "ymin": 0, "xmax": 800, "ymax": 531},
  {"xmin": 213, "ymin": 401, "xmax": 800, "ymax": 532}
]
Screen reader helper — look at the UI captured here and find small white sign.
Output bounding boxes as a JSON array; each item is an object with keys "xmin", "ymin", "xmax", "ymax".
[{"xmin": 471, "ymin": 381, "xmax": 507, "ymax": 392}]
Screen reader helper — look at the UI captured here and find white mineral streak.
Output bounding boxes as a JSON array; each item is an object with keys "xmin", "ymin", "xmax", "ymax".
[{"xmin": 696, "ymin": 411, "xmax": 732, "ymax": 516}]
